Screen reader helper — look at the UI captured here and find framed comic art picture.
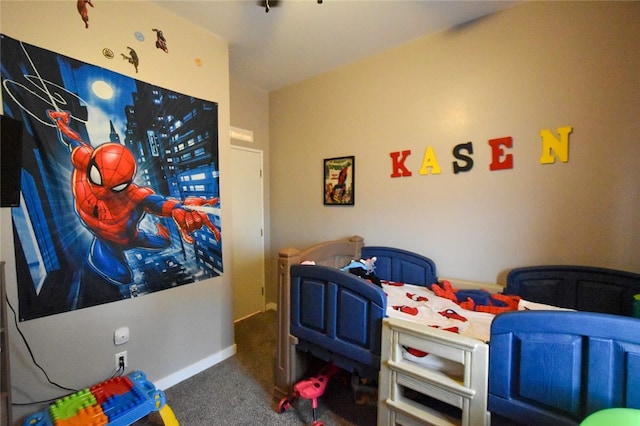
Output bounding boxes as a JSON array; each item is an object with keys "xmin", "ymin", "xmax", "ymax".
[{"xmin": 324, "ymin": 156, "xmax": 354, "ymax": 205}]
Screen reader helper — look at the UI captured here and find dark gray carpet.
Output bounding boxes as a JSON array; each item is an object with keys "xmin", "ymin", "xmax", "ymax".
[{"xmin": 148, "ymin": 310, "xmax": 377, "ymax": 425}]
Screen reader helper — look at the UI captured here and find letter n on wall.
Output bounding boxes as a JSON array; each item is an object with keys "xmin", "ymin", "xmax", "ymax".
[{"xmin": 540, "ymin": 126, "xmax": 573, "ymax": 164}]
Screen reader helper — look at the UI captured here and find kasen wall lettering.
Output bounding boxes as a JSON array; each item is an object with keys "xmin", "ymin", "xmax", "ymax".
[{"xmin": 390, "ymin": 126, "xmax": 573, "ymax": 178}]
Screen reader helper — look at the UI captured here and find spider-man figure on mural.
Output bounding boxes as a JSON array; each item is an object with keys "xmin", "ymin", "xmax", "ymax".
[{"xmin": 48, "ymin": 110, "xmax": 220, "ymax": 286}]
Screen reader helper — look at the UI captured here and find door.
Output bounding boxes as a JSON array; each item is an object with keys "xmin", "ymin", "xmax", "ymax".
[{"xmin": 231, "ymin": 146, "xmax": 265, "ymax": 321}]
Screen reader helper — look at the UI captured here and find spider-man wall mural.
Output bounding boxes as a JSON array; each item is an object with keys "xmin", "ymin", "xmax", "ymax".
[{"xmin": 1, "ymin": 35, "xmax": 222, "ymax": 320}]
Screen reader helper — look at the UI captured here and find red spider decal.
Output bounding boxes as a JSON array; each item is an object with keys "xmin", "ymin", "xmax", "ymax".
[
  {"xmin": 392, "ymin": 305, "xmax": 418, "ymax": 316},
  {"xmin": 429, "ymin": 325, "xmax": 460, "ymax": 334},
  {"xmin": 406, "ymin": 292, "xmax": 428, "ymax": 302},
  {"xmin": 405, "ymin": 347, "xmax": 429, "ymax": 357},
  {"xmin": 439, "ymin": 309, "xmax": 468, "ymax": 322}
]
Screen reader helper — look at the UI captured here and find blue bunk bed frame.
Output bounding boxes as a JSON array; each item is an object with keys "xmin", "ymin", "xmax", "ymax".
[
  {"xmin": 489, "ymin": 311, "xmax": 640, "ymax": 425},
  {"xmin": 505, "ymin": 265, "xmax": 640, "ymax": 317},
  {"xmin": 290, "ymin": 246, "xmax": 437, "ymax": 379},
  {"xmin": 274, "ymin": 236, "xmax": 640, "ymax": 425}
]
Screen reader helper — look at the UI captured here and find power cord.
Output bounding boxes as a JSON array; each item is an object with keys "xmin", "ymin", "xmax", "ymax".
[
  {"xmin": 6, "ymin": 295, "xmax": 130, "ymax": 407},
  {"xmin": 111, "ymin": 362, "xmax": 125, "ymax": 379},
  {"xmin": 14, "ymin": 364, "xmax": 125, "ymax": 406},
  {"xmin": 6, "ymin": 294, "xmax": 78, "ymax": 401}
]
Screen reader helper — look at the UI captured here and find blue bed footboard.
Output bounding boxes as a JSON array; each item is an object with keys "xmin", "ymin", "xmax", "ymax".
[
  {"xmin": 289, "ymin": 245, "xmax": 438, "ymax": 380},
  {"xmin": 489, "ymin": 310, "xmax": 640, "ymax": 425},
  {"xmin": 290, "ymin": 264, "xmax": 386, "ymax": 378}
]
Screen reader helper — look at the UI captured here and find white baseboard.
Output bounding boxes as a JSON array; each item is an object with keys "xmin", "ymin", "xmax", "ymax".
[
  {"xmin": 154, "ymin": 344, "xmax": 237, "ymax": 390},
  {"xmin": 266, "ymin": 302, "xmax": 277, "ymax": 311}
]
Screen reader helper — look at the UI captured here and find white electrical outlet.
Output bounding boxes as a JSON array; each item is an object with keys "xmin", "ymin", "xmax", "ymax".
[{"xmin": 115, "ymin": 351, "xmax": 128, "ymax": 369}]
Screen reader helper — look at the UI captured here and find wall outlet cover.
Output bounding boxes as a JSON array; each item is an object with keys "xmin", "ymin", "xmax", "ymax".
[{"xmin": 114, "ymin": 327, "xmax": 129, "ymax": 345}]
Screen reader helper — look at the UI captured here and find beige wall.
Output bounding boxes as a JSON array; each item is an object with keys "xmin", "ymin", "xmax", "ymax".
[
  {"xmin": 269, "ymin": 1, "xmax": 640, "ymax": 287},
  {"xmin": 1, "ymin": 1, "xmax": 234, "ymax": 421}
]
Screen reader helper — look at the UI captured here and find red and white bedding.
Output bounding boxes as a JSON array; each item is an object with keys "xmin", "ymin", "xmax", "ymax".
[
  {"xmin": 381, "ymin": 280, "xmax": 571, "ymax": 376},
  {"xmin": 381, "ymin": 280, "xmax": 493, "ymax": 376},
  {"xmin": 383, "ymin": 280, "xmax": 495, "ymax": 342}
]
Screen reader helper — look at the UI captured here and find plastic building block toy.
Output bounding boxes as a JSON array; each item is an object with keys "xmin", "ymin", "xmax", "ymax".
[{"xmin": 23, "ymin": 371, "xmax": 175, "ymax": 426}]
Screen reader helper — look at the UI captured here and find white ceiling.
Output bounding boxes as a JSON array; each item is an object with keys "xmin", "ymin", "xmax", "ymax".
[{"xmin": 152, "ymin": 1, "xmax": 518, "ymax": 92}]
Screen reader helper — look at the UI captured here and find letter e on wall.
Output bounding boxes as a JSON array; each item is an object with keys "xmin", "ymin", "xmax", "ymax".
[{"xmin": 488, "ymin": 136, "xmax": 513, "ymax": 171}]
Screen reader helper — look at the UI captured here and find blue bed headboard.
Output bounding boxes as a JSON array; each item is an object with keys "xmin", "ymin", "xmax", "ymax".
[
  {"xmin": 505, "ymin": 265, "xmax": 640, "ymax": 316},
  {"xmin": 489, "ymin": 311, "xmax": 640, "ymax": 425},
  {"xmin": 361, "ymin": 246, "xmax": 437, "ymax": 286}
]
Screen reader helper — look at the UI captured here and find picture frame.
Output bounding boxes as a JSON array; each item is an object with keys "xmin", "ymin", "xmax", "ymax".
[{"xmin": 324, "ymin": 156, "xmax": 355, "ymax": 205}]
